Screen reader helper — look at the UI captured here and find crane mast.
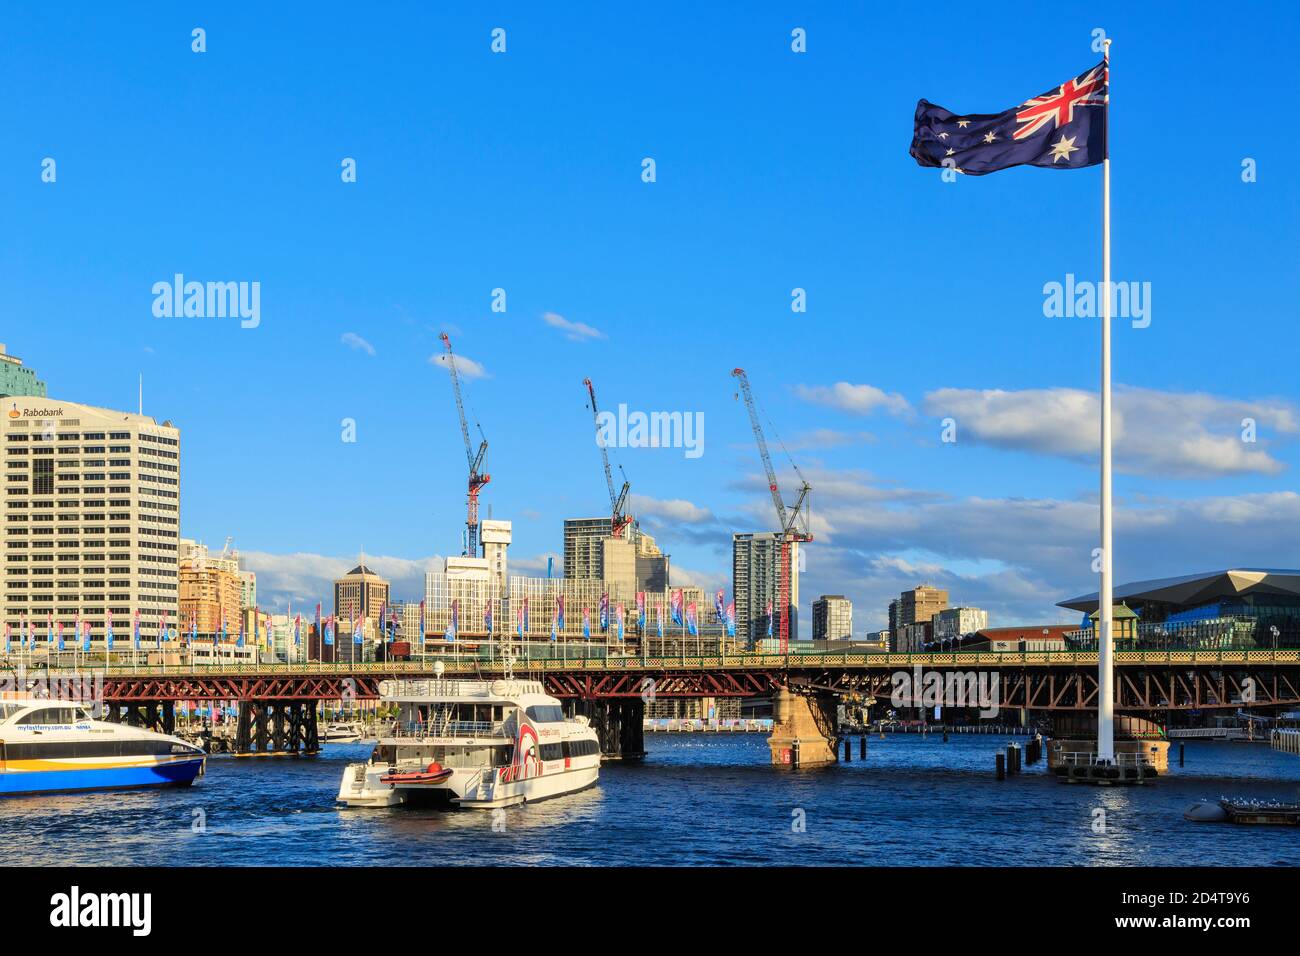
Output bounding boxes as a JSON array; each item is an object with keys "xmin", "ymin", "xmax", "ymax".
[
  {"xmin": 732, "ymin": 368, "xmax": 811, "ymax": 653},
  {"xmin": 583, "ymin": 377, "xmax": 632, "ymax": 538},
  {"xmin": 440, "ymin": 333, "xmax": 490, "ymax": 556}
]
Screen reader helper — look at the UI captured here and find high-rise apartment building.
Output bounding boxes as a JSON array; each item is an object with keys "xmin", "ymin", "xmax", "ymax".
[
  {"xmin": 1, "ymin": 396, "xmax": 180, "ymax": 645},
  {"xmin": 178, "ymin": 538, "xmax": 242, "ymax": 636},
  {"xmin": 732, "ymin": 531, "xmax": 800, "ymax": 647},
  {"xmin": 812, "ymin": 594, "xmax": 853, "ymax": 640},
  {"xmin": 564, "ymin": 516, "xmax": 668, "ymax": 593}
]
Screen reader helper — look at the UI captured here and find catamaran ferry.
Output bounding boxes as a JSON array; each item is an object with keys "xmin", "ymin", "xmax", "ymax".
[
  {"xmin": 0, "ymin": 698, "xmax": 206, "ymax": 796},
  {"xmin": 338, "ymin": 677, "xmax": 601, "ymax": 809}
]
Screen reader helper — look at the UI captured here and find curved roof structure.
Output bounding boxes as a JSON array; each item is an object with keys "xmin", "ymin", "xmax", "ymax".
[{"xmin": 1058, "ymin": 569, "xmax": 1300, "ymax": 613}]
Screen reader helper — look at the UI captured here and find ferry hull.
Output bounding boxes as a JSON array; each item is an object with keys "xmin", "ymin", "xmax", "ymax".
[
  {"xmin": 0, "ymin": 756, "xmax": 205, "ymax": 797},
  {"xmin": 338, "ymin": 762, "xmax": 599, "ymax": 810}
]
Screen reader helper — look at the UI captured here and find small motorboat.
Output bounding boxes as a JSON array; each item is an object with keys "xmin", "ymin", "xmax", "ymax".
[{"xmin": 379, "ymin": 762, "xmax": 455, "ymax": 786}]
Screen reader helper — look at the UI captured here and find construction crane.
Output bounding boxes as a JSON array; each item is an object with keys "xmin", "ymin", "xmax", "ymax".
[
  {"xmin": 732, "ymin": 368, "xmax": 812, "ymax": 653},
  {"xmin": 439, "ymin": 333, "xmax": 490, "ymax": 556},
  {"xmin": 583, "ymin": 377, "xmax": 632, "ymax": 538}
]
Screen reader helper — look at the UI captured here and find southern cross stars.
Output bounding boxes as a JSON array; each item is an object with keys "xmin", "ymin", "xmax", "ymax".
[
  {"xmin": 982, "ymin": 131, "xmax": 997, "ymax": 144},
  {"xmin": 956, "ymin": 119, "xmax": 970, "ymax": 128},
  {"xmin": 1049, "ymin": 134, "xmax": 1079, "ymax": 162}
]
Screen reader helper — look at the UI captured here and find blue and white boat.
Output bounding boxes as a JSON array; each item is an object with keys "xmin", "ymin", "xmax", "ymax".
[{"xmin": 0, "ymin": 697, "xmax": 205, "ymax": 796}]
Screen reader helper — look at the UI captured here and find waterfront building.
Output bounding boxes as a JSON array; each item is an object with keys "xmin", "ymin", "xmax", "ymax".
[
  {"xmin": 1059, "ymin": 569, "xmax": 1300, "ymax": 649},
  {"xmin": 1, "ymin": 395, "xmax": 180, "ymax": 646},
  {"xmin": 812, "ymin": 595, "xmax": 853, "ymax": 640},
  {"xmin": 420, "ymin": 558, "xmax": 715, "ymax": 642},
  {"xmin": 965, "ymin": 625, "xmax": 1074, "ymax": 652},
  {"xmin": 0, "ymin": 345, "xmax": 46, "ymax": 399},
  {"xmin": 887, "ymin": 599, "xmax": 899, "ymax": 649},
  {"xmin": 732, "ymin": 531, "xmax": 800, "ymax": 647}
]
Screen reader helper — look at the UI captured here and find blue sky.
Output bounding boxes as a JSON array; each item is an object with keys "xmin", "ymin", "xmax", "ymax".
[{"xmin": 4, "ymin": 2, "xmax": 1299, "ymax": 633}]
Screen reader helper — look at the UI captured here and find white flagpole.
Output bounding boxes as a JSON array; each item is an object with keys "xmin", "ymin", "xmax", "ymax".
[{"xmin": 1097, "ymin": 37, "xmax": 1115, "ymax": 765}]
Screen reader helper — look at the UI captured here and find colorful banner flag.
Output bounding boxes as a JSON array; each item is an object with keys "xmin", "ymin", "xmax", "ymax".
[
  {"xmin": 686, "ymin": 602, "xmax": 698, "ymax": 637},
  {"xmin": 418, "ymin": 600, "xmax": 425, "ymax": 642},
  {"xmin": 294, "ymin": 614, "xmax": 301, "ymax": 646},
  {"xmin": 636, "ymin": 591, "xmax": 646, "ymax": 629},
  {"xmin": 766, "ymin": 599, "xmax": 774, "ymax": 639},
  {"xmin": 352, "ymin": 614, "xmax": 363, "ymax": 646},
  {"xmin": 46, "ymin": 612, "xmax": 53, "ymax": 648},
  {"xmin": 133, "ymin": 610, "xmax": 141, "ymax": 650},
  {"xmin": 657, "ymin": 604, "xmax": 664, "ymax": 640},
  {"xmin": 446, "ymin": 600, "xmax": 458, "ymax": 642},
  {"xmin": 671, "ymin": 589, "xmax": 684, "ymax": 627},
  {"xmin": 82, "ymin": 620, "xmax": 91, "ymax": 652},
  {"xmin": 599, "ymin": 592, "xmax": 609, "ymax": 631},
  {"xmin": 726, "ymin": 600, "xmax": 736, "ymax": 638},
  {"xmin": 556, "ymin": 596, "xmax": 565, "ymax": 632},
  {"xmin": 522, "ymin": 597, "xmax": 530, "ymax": 634},
  {"xmin": 484, "ymin": 601, "xmax": 493, "ymax": 635},
  {"xmin": 582, "ymin": 607, "xmax": 591, "ymax": 639},
  {"xmin": 324, "ymin": 616, "xmax": 334, "ymax": 646},
  {"xmin": 57, "ymin": 620, "xmax": 65, "ymax": 652},
  {"xmin": 714, "ymin": 589, "xmax": 725, "ymax": 622},
  {"xmin": 616, "ymin": 604, "xmax": 625, "ymax": 642}
]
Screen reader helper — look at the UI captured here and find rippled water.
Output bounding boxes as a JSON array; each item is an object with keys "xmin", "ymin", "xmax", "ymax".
[{"xmin": 1, "ymin": 734, "xmax": 1297, "ymax": 866}]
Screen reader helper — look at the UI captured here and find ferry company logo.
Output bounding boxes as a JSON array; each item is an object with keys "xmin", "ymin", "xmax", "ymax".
[{"xmin": 49, "ymin": 886, "xmax": 151, "ymax": 936}]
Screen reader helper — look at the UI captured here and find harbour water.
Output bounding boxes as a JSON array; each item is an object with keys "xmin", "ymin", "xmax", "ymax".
[{"xmin": 1, "ymin": 735, "xmax": 1297, "ymax": 866}]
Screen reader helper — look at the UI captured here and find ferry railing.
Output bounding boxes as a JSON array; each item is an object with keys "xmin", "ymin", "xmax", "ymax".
[
  {"xmin": 1054, "ymin": 750, "xmax": 1155, "ymax": 769},
  {"xmin": 387, "ymin": 720, "xmax": 506, "ymax": 739}
]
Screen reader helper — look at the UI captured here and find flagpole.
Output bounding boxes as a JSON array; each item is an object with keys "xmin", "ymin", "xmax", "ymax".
[{"xmin": 1097, "ymin": 36, "xmax": 1115, "ymax": 765}]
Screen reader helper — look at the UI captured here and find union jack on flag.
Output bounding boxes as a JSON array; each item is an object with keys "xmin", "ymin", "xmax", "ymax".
[{"xmin": 910, "ymin": 60, "xmax": 1106, "ymax": 175}]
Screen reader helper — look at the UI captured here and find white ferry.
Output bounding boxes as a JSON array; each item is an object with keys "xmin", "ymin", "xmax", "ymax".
[
  {"xmin": 338, "ymin": 677, "xmax": 600, "ymax": 809},
  {"xmin": 0, "ymin": 698, "xmax": 206, "ymax": 796}
]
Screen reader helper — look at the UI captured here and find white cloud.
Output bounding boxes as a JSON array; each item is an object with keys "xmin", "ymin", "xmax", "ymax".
[
  {"xmin": 429, "ymin": 351, "xmax": 488, "ymax": 379},
  {"xmin": 628, "ymin": 494, "xmax": 714, "ymax": 524},
  {"xmin": 341, "ymin": 332, "xmax": 376, "ymax": 356},
  {"xmin": 541, "ymin": 311, "xmax": 605, "ymax": 342},
  {"xmin": 923, "ymin": 386, "xmax": 1298, "ymax": 477},
  {"xmin": 795, "ymin": 382, "xmax": 911, "ymax": 417},
  {"xmin": 239, "ymin": 551, "xmax": 444, "ymax": 610}
]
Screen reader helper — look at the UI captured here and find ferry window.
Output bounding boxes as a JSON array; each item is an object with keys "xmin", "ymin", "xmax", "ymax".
[
  {"xmin": 0, "ymin": 704, "xmax": 22, "ymax": 720},
  {"xmin": 16, "ymin": 706, "xmax": 76, "ymax": 724},
  {"xmin": 526, "ymin": 705, "xmax": 565, "ymax": 723},
  {"xmin": 539, "ymin": 743, "xmax": 564, "ymax": 761}
]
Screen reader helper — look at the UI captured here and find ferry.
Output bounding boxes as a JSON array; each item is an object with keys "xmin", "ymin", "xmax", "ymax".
[
  {"xmin": 0, "ymin": 698, "xmax": 206, "ymax": 796},
  {"xmin": 338, "ymin": 677, "xmax": 600, "ymax": 809}
]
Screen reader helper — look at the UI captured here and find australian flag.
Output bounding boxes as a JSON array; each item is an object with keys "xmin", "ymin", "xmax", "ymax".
[{"xmin": 911, "ymin": 61, "xmax": 1106, "ymax": 176}]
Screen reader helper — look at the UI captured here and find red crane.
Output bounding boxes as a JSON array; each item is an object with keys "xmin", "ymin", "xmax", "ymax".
[
  {"xmin": 439, "ymin": 333, "xmax": 490, "ymax": 556},
  {"xmin": 732, "ymin": 368, "xmax": 811, "ymax": 653},
  {"xmin": 583, "ymin": 377, "xmax": 632, "ymax": 538}
]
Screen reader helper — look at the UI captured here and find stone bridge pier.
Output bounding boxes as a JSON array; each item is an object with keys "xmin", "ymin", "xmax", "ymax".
[{"xmin": 768, "ymin": 686, "xmax": 838, "ymax": 767}]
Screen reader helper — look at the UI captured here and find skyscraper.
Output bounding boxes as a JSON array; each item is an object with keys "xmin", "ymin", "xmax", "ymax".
[
  {"xmin": 732, "ymin": 532, "xmax": 800, "ymax": 647},
  {"xmin": 1, "ymin": 396, "xmax": 180, "ymax": 646}
]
